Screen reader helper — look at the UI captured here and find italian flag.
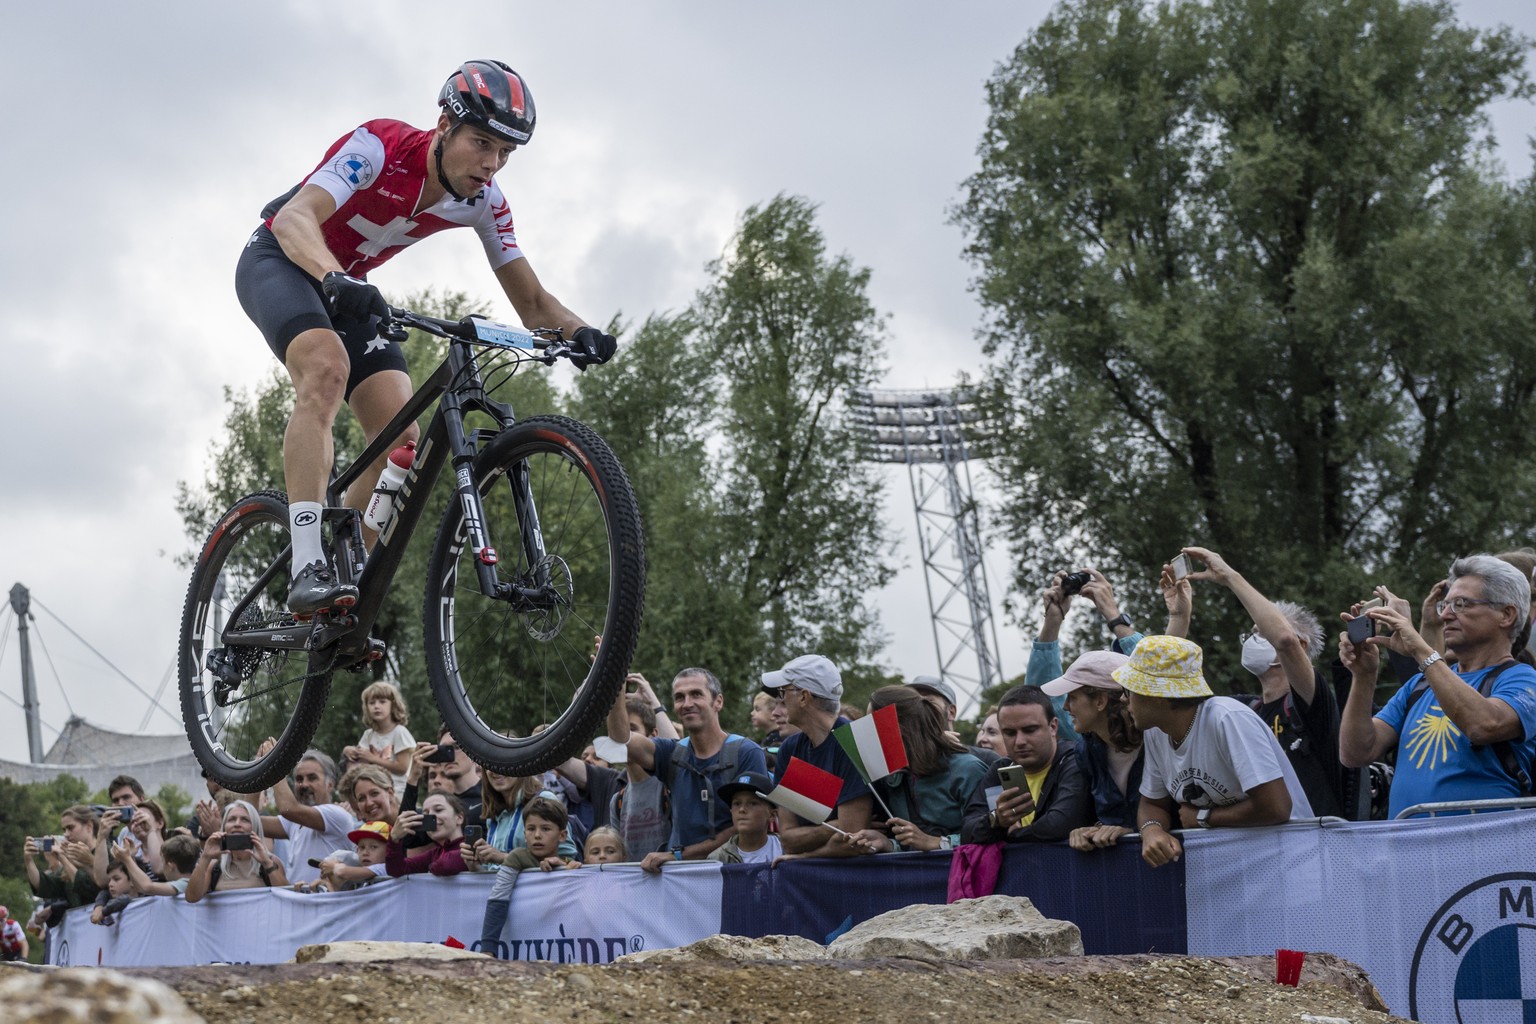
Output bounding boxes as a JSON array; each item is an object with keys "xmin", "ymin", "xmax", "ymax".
[
  {"xmin": 833, "ymin": 703, "xmax": 909, "ymax": 783},
  {"xmin": 767, "ymin": 757, "xmax": 845, "ymax": 823}
]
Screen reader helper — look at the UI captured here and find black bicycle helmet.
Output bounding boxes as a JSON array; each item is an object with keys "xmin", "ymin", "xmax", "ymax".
[{"xmin": 438, "ymin": 60, "xmax": 536, "ymax": 145}]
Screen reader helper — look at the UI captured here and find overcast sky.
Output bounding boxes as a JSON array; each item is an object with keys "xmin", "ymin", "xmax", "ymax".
[{"xmin": 2, "ymin": 1, "xmax": 1533, "ymax": 761}]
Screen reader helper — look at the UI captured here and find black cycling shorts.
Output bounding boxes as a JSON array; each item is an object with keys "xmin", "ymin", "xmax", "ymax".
[{"xmin": 234, "ymin": 225, "xmax": 407, "ymax": 399}]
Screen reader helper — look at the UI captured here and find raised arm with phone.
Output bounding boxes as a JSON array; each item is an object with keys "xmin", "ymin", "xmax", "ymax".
[{"xmin": 1177, "ymin": 545, "xmax": 1344, "ymax": 818}]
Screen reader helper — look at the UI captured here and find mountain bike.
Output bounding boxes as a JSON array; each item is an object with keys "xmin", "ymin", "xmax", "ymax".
[{"xmin": 179, "ymin": 307, "xmax": 645, "ymax": 792}]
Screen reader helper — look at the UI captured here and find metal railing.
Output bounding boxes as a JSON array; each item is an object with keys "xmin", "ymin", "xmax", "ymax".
[{"xmin": 1394, "ymin": 796, "xmax": 1536, "ymax": 819}]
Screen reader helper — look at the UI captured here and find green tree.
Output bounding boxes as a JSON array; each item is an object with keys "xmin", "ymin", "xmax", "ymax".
[
  {"xmin": 569, "ymin": 313, "xmax": 760, "ymax": 698},
  {"xmin": 955, "ymin": 0, "xmax": 1536, "ymax": 684},
  {"xmin": 0, "ymin": 778, "xmax": 52, "ymax": 884},
  {"xmin": 696, "ymin": 194, "xmax": 897, "ymax": 679}
]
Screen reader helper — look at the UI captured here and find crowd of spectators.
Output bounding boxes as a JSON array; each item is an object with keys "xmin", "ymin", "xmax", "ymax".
[{"xmin": 18, "ymin": 547, "xmax": 1536, "ymax": 952}]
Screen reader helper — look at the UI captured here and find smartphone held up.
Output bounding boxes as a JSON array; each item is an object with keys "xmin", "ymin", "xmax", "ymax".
[{"xmin": 1346, "ymin": 598, "xmax": 1384, "ymax": 646}]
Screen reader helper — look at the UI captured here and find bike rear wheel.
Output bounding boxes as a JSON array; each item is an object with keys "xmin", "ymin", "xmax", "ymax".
[
  {"xmin": 423, "ymin": 415, "xmax": 645, "ymax": 775},
  {"xmin": 178, "ymin": 490, "xmax": 334, "ymax": 791}
]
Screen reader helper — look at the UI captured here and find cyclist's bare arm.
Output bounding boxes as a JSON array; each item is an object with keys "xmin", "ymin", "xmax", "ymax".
[
  {"xmin": 271, "ymin": 185, "xmax": 347, "ymax": 282},
  {"xmin": 494, "ymin": 256, "xmax": 587, "ymax": 338}
]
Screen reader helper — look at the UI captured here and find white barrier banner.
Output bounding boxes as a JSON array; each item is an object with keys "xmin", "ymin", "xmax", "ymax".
[
  {"xmin": 1184, "ymin": 813, "xmax": 1536, "ymax": 1022},
  {"xmin": 50, "ymin": 863, "xmax": 724, "ymax": 968}
]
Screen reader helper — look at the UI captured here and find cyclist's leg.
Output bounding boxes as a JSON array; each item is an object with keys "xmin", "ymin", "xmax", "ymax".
[
  {"xmin": 345, "ymin": 369, "xmax": 418, "ymax": 543},
  {"xmin": 235, "ymin": 227, "xmax": 357, "ymax": 610},
  {"xmin": 283, "ymin": 328, "xmax": 350, "ymax": 508}
]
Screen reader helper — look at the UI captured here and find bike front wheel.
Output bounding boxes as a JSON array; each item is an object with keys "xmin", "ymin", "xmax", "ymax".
[
  {"xmin": 423, "ymin": 415, "xmax": 645, "ymax": 775},
  {"xmin": 178, "ymin": 490, "xmax": 334, "ymax": 791}
]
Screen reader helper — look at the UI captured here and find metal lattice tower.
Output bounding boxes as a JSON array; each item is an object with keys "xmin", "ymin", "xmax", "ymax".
[{"xmin": 850, "ymin": 387, "xmax": 1004, "ymax": 719}]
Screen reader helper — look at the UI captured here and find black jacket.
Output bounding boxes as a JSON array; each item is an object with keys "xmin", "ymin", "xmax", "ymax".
[{"xmin": 960, "ymin": 743, "xmax": 1094, "ymax": 844}]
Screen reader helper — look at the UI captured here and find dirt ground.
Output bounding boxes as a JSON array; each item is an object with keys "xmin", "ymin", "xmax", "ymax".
[{"xmin": 119, "ymin": 951, "xmax": 1409, "ymax": 1024}]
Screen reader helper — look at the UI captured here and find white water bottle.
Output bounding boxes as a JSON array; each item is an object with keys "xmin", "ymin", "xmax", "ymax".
[{"xmin": 363, "ymin": 441, "xmax": 416, "ymax": 531}]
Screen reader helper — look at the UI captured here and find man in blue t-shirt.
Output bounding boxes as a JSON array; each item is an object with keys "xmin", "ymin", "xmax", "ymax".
[
  {"xmin": 1341, "ymin": 554, "xmax": 1536, "ymax": 818},
  {"xmin": 607, "ymin": 667, "xmax": 765, "ymax": 871},
  {"xmin": 763, "ymin": 655, "xmax": 874, "ymax": 859}
]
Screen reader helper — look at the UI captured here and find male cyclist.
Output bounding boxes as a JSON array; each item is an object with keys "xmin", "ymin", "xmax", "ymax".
[{"xmin": 235, "ymin": 60, "xmax": 617, "ymax": 614}]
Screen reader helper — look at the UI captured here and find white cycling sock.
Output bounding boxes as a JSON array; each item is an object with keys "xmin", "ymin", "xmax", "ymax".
[{"xmin": 289, "ymin": 501, "xmax": 326, "ymax": 570}]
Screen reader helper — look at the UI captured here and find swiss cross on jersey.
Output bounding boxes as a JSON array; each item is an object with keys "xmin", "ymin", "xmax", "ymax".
[{"xmin": 261, "ymin": 119, "xmax": 523, "ymax": 278}]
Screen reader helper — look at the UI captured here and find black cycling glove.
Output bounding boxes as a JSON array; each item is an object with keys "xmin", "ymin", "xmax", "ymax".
[
  {"xmin": 569, "ymin": 326, "xmax": 618, "ymax": 369},
  {"xmin": 322, "ymin": 271, "xmax": 389, "ymax": 322}
]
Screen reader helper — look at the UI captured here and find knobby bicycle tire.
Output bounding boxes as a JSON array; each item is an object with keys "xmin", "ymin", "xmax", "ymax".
[
  {"xmin": 423, "ymin": 415, "xmax": 645, "ymax": 775},
  {"xmin": 178, "ymin": 490, "xmax": 334, "ymax": 791}
]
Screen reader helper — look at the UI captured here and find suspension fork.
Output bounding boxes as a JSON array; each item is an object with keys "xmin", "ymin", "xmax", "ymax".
[
  {"xmin": 507, "ymin": 456, "xmax": 551, "ymax": 586},
  {"xmin": 442, "ymin": 394, "xmax": 504, "ymax": 597},
  {"xmin": 443, "ymin": 410, "xmax": 552, "ymax": 600}
]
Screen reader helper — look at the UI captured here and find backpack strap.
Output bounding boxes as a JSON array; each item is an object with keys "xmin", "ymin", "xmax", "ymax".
[
  {"xmin": 1403, "ymin": 660, "xmax": 1531, "ymax": 795},
  {"xmin": 1475, "ymin": 662, "xmax": 1533, "ymax": 796},
  {"xmin": 664, "ymin": 735, "xmax": 746, "ymax": 839}
]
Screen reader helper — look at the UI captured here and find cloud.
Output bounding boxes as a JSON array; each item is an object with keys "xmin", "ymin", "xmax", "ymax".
[{"xmin": 2, "ymin": 1, "xmax": 1533, "ymax": 759}]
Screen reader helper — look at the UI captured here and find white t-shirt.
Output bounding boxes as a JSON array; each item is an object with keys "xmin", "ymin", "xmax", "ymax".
[
  {"xmin": 359, "ymin": 723, "xmax": 416, "ymax": 798},
  {"xmin": 736, "ymin": 834, "xmax": 783, "ymax": 865},
  {"xmin": 1140, "ymin": 696, "xmax": 1314, "ymax": 819},
  {"xmin": 281, "ymin": 803, "xmax": 359, "ymax": 883}
]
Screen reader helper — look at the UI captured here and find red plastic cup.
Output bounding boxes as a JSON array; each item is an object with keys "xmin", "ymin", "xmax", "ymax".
[{"xmin": 1276, "ymin": 949, "xmax": 1305, "ymax": 986}]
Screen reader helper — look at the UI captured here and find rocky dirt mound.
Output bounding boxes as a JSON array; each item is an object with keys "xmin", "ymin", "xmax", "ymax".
[{"xmin": 6, "ymin": 951, "xmax": 1406, "ymax": 1024}]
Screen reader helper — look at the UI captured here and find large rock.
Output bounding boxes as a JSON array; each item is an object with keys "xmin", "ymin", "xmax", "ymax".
[
  {"xmin": 293, "ymin": 940, "xmax": 488, "ymax": 963},
  {"xmin": 828, "ymin": 895, "xmax": 1083, "ymax": 960},
  {"xmin": 0, "ymin": 966, "xmax": 206, "ymax": 1024},
  {"xmin": 618, "ymin": 933, "xmax": 828, "ymax": 963}
]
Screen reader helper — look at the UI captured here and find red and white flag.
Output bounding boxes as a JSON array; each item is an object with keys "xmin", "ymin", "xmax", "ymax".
[{"xmin": 767, "ymin": 757, "xmax": 844, "ymax": 823}]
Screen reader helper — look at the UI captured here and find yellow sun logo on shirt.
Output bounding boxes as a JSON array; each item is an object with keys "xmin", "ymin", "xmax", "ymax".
[{"xmin": 1404, "ymin": 705, "xmax": 1462, "ymax": 770}]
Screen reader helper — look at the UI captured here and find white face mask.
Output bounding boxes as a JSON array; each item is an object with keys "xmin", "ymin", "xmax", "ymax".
[{"xmin": 1241, "ymin": 634, "xmax": 1278, "ymax": 676}]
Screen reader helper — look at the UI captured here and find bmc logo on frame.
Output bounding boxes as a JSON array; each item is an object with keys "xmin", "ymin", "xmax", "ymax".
[{"xmin": 1411, "ymin": 872, "xmax": 1536, "ymax": 1022}]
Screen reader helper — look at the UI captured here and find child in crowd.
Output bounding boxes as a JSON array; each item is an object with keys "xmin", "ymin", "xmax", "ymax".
[
  {"xmin": 581, "ymin": 826, "xmax": 627, "ymax": 865},
  {"xmin": 479, "ymin": 797, "xmax": 579, "ymax": 949},
  {"xmin": 90, "ymin": 860, "xmax": 138, "ymax": 926},
  {"xmin": 117, "ymin": 833, "xmax": 200, "ymax": 897},
  {"xmin": 314, "ymin": 821, "xmax": 392, "ymax": 891},
  {"xmin": 709, "ymin": 772, "xmax": 782, "ymax": 865},
  {"xmin": 343, "ymin": 681, "xmax": 415, "ymax": 798},
  {"xmin": 462, "ymin": 769, "xmax": 582, "ymax": 874}
]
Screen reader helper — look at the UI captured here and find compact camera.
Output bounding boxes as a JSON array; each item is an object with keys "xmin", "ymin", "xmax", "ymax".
[{"xmin": 1060, "ymin": 571, "xmax": 1093, "ymax": 596}]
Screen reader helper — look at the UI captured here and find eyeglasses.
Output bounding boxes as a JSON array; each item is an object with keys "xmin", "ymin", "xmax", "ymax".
[
  {"xmin": 1238, "ymin": 629, "xmax": 1266, "ymax": 645},
  {"xmin": 1436, "ymin": 597, "xmax": 1503, "ymax": 616}
]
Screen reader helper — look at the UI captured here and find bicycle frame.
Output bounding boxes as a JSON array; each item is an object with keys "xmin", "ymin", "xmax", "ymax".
[{"xmin": 218, "ymin": 331, "xmax": 539, "ymax": 668}]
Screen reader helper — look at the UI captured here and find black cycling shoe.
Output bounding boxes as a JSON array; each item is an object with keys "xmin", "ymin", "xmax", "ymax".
[{"xmin": 286, "ymin": 560, "xmax": 358, "ymax": 616}]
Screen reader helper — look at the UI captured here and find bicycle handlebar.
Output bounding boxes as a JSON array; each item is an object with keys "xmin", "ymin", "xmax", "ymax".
[{"xmin": 379, "ymin": 307, "xmax": 572, "ymax": 363}]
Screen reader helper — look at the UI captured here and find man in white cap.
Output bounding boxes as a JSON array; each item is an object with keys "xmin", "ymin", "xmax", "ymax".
[
  {"xmin": 1117, "ymin": 636, "xmax": 1313, "ymax": 868},
  {"xmin": 762, "ymin": 655, "xmax": 874, "ymax": 859}
]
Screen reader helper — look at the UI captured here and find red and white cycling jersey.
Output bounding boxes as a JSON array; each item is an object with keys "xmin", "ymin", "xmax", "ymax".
[{"xmin": 261, "ymin": 119, "xmax": 524, "ymax": 278}]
